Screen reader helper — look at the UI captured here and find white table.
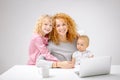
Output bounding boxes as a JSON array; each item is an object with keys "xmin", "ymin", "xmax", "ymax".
[{"xmin": 0, "ymin": 65, "xmax": 120, "ymax": 80}]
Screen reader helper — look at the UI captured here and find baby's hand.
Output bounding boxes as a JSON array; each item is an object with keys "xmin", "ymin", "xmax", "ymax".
[{"xmin": 88, "ymin": 55, "xmax": 94, "ymax": 58}]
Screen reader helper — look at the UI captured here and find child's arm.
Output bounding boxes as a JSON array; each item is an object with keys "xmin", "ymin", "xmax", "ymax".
[
  {"xmin": 35, "ymin": 36, "xmax": 59, "ymax": 61},
  {"xmin": 71, "ymin": 57, "xmax": 75, "ymax": 66},
  {"xmin": 71, "ymin": 52, "xmax": 77, "ymax": 68}
]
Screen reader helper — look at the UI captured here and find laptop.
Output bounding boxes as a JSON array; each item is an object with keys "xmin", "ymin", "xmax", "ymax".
[{"xmin": 75, "ymin": 56, "xmax": 112, "ymax": 78}]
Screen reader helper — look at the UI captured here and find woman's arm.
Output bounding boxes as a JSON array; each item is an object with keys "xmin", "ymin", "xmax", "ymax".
[
  {"xmin": 52, "ymin": 61, "xmax": 74, "ymax": 68},
  {"xmin": 36, "ymin": 55, "xmax": 74, "ymax": 68}
]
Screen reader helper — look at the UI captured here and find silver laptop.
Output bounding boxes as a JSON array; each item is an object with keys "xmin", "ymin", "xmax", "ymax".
[{"xmin": 78, "ymin": 56, "xmax": 112, "ymax": 77}]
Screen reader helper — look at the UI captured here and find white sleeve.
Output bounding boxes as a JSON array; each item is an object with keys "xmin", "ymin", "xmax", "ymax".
[{"xmin": 72, "ymin": 51, "xmax": 77, "ymax": 58}]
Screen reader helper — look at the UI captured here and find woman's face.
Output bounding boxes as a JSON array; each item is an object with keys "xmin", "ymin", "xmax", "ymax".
[{"xmin": 55, "ymin": 19, "xmax": 68, "ymax": 36}]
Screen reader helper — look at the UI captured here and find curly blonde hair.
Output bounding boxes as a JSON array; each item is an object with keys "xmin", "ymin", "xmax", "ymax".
[
  {"xmin": 34, "ymin": 15, "xmax": 53, "ymax": 36},
  {"xmin": 50, "ymin": 13, "xmax": 77, "ymax": 45}
]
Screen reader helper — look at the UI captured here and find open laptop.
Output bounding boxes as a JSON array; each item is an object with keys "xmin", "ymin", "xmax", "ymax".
[{"xmin": 75, "ymin": 56, "xmax": 112, "ymax": 78}]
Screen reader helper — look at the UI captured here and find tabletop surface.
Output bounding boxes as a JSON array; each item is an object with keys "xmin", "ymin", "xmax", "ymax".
[{"xmin": 0, "ymin": 65, "xmax": 120, "ymax": 80}]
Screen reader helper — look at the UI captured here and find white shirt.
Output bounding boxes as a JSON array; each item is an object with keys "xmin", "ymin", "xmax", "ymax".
[{"xmin": 72, "ymin": 50, "xmax": 93, "ymax": 65}]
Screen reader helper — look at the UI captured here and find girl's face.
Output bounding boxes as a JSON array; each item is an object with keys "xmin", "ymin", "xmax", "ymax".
[
  {"xmin": 55, "ymin": 19, "xmax": 68, "ymax": 36},
  {"xmin": 41, "ymin": 18, "xmax": 53, "ymax": 35},
  {"xmin": 77, "ymin": 38, "xmax": 88, "ymax": 52}
]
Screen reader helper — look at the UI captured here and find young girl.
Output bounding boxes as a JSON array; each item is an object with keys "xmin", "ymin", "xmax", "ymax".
[
  {"xmin": 28, "ymin": 15, "xmax": 59, "ymax": 65},
  {"xmin": 71, "ymin": 35, "xmax": 94, "ymax": 66}
]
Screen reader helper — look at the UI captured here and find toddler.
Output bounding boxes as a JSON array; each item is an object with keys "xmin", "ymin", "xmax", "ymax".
[{"xmin": 71, "ymin": 35, "xmax": 94, "ymax": 65}]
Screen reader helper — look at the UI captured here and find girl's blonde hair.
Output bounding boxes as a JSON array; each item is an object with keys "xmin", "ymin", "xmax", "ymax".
[
  {"xmin": 34, "ymin": 15, "xmax": 53, "ymax": 35},
  {"xmin": 78, "ymin": 35, "xmax": 89, "ymax": 47},
  {"xmin": 50, "ymin": 13, "xmax": 77, "ymax": 45}
]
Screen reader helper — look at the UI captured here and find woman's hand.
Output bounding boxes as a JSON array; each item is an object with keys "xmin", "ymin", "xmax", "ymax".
[{"xmin": 57, "ymin": 61, "xmax": 74, "ymax": 69}]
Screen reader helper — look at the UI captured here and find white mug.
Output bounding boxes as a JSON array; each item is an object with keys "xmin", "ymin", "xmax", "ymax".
[{"xmin": 41, "ymin": 65, "xmax": 49, "ymax": 78}]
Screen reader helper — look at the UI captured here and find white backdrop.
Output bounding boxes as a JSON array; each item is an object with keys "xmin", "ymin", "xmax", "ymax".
[{"xmin": 0, "ymin": 0, "xmax": 120, "ymax": 74}]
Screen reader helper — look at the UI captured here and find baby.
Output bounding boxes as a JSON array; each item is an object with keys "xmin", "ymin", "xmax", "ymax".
[{"xmin": 71, "ymin": 35, "xmax": 94, "ymax": 66}]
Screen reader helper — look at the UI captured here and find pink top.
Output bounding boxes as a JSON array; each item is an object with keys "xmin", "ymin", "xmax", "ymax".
[{"xmin": 28, "ymin": 33, "xmax": 59, "ymax": 65}]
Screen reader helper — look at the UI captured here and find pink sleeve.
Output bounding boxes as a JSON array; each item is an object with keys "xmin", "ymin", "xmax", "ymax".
[{"xmin": 35, "ymin": 37, "xmax": 59, "ymax": 61}]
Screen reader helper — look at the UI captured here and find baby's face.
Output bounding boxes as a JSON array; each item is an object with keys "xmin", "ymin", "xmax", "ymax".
[{"xmin": 77, "ymin": 39, "xmax": 88, "ymax": 52}]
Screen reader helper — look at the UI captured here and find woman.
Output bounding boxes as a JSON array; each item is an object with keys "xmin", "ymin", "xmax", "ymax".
[{"xmin": 36, "ymin": 13, "xmax": 78, "ymax": 68}]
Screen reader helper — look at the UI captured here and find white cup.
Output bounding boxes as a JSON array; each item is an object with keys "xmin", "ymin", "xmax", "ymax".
[{"xmin": 41, "ymin": 65, "xmax": 49, "ymax": 78}]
